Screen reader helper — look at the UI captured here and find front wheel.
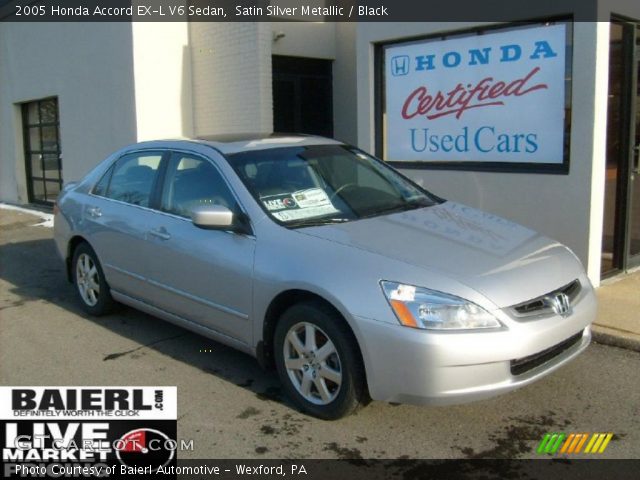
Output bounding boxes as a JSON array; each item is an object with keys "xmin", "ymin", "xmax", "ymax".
[
  {"xmin": 274, "ymin": 301, "xmax": 368, "ymax": 420},
  {"xmin": 72, "ymin": 242, "xmax": 114, "ymax": 316}
]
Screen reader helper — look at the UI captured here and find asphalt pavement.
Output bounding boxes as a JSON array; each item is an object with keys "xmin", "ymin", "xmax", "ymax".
[{"xmin": 1, "ymin": 207, "xmax": 639, "ymax": 459}]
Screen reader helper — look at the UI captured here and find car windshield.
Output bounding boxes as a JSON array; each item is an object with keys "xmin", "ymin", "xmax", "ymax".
[{"xmin": 228, "ymin": 144, "xmax": 439, "ymax": 227}]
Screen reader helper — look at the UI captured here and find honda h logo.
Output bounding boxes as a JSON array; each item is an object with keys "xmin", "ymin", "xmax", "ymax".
[
  {"xmin": 547, "ymin": 293, "xmax": 572, "ymax": 317},
  {"xmin": 390, "ymin": 55, "xmax": 410, "ymax": 76}
]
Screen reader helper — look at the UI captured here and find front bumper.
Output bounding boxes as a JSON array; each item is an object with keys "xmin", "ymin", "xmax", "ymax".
[{"xmin": 354, "ymin": 286, "xmax": 596, "ymax": 405}]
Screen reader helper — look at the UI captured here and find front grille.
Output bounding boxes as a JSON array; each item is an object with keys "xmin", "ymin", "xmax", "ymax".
[
  {"xmin": 511, "ymin": 279, "xmax": 582, "ymax": 318},
  {"xmin": 510, "ymin": 332, "xmax": 583, "ymax": 376}
]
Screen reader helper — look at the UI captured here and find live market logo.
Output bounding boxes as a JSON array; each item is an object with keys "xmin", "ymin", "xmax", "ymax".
[{"xmin": 0, "ymin": 387, "xmax": 177, "ymax": 477}]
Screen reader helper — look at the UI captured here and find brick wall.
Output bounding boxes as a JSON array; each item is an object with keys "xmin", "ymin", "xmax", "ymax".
[{"xmin": 189, "ymin": 23, "xmax": 273, "ymax": 136}]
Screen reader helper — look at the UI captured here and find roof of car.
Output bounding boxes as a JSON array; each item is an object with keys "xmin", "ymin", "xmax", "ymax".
[{"xmin": 184, "ymin": 133, "xmax": 344, "ymax": 155}]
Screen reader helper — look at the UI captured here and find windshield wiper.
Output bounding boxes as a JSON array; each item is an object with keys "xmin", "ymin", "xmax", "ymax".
[
  {"xmin": 287, "ymin": 217, "xmax": 351, "ymax": 229},
  {"xmin": 362, "ymin": 203, "xmax": 412, "ymax": 218},
  {"xmin": 362, "ymin": 199, "xmax": 430, "ymax": 219}
]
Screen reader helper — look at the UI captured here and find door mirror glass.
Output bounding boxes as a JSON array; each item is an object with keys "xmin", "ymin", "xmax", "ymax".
[{"xmin": 191, "ymin": 205, "xmax": 234, "ymax": 229}]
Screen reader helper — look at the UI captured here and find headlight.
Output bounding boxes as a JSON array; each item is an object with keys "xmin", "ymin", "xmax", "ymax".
[{"xmin": 381, "ymin": 281, "xmax": 502, "ymax": 330}]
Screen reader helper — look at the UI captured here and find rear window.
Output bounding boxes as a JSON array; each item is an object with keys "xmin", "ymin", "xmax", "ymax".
[{"xmin": 94, "ymin": 153, "xmax": 163, "ymax": 208}]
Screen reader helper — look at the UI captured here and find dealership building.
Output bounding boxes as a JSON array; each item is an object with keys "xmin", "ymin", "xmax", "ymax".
[{"xmin": 0, "ymin": 1, "xmax": 639, "ymax": 287}]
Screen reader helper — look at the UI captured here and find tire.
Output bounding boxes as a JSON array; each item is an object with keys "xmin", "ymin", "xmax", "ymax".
[
  {"xmin": 71, "ymin": 242, "xmax": 115, "ymax": 316},
  {"xmin": 274, "ymin": 301, "xmax": 368, "ymax": 420}
]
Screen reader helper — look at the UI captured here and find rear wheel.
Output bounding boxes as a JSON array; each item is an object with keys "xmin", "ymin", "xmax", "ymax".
[
  {"xmin": 72, "ymin": 242, "xmax": 114, "ymax": 316},
  {"xmin": 274, "ymin": 301, "xmax": 367, "ymax": 420}
]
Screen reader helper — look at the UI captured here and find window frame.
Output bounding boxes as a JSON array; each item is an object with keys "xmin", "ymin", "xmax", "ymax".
[
  {"xmin": 158, "ymin": 151, "xmax": 241, "ymax": 219},
  {"xmin": 21, "ymin": 96, "xmax": 63, "ymax": 205},
  {"xmin": 91, "ymin": 150, "xmax": 169, "ymax": 209},
  {"xmin": 90, "ymin": 147, "xmax": 252, "ymax": 231}
]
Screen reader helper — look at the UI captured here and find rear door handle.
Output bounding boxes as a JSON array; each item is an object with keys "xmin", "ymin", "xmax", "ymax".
[
  {"xmin": 87, "ymin": 207, "xmax": 102, "ymax": 218},
  {"xmin": 149, "ymin": 228, "xmax": 171, "ymax": 241}
]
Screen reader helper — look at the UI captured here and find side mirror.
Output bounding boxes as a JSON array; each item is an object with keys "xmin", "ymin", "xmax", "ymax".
[{"xmin": 191, "ymin": 205, "xmax": 251, "ymax": 235}]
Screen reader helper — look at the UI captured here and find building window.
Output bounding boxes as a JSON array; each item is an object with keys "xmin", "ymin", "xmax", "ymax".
[{"xmin": 21, "ymin": 97, "xmax": 62, "ymax": 205}]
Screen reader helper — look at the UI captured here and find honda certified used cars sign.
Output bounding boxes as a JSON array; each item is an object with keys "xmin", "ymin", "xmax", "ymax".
[{"xmin": 384, "ymin": 24, "xmax": 567, "ymax": 163}]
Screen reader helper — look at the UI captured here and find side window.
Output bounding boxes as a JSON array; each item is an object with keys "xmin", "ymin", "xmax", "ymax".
[
  {"xmin": 104, "ymin": 153, "xmax": 162, "ymax": 207},
  {"xmin": 92, "ymin": 165, "xmax": 114, "ymax": 197},
  {"xmin": 161, "ymin": 153, "xmax": 237, "ymax": 218}
]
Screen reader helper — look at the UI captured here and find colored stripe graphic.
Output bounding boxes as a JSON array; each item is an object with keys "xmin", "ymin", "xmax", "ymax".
[
  {"xmin": 537, "ymin": 434, "xmax": 552, "ymax": 454},
  {"xmin": 559, "ymin": 433, "xmax": 588, "ymax": 453},
  {"xmin": 537, "ymin": 433, "xmax": 566, "ymax": 454},
  {"xmin": 560, "ymin": 433, "xmax": 575, "ymax": 453},
  {"xmin": 585, "ymin": 433, "xmax": 614, "ymax": 454},
  {"xmin": 540, "ymin": 432, "xmax": 614, "ymax": 455}
]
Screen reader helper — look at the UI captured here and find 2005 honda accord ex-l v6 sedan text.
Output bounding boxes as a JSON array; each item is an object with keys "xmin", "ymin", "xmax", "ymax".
[{"xmin": 54, "ymin": 135, "xmax": 596, "ymax": 419}]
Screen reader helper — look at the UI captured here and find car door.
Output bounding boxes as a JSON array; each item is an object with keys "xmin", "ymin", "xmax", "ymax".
[
  {"xmin": 84, "ymin": 150, "xmax": 167, "ymax": 301},
  {"xmin": 142, "ymin": 150, "xmax": 256, "ymax": 345}
]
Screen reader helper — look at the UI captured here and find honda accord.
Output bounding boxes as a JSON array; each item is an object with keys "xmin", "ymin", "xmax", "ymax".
[{"xmin": 54, "ymin": 135, "xmax": 596, "ymax": 419}]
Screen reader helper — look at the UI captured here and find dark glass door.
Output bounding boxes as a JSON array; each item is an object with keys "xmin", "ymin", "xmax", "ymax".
[
  {"xmin": 272, "ymin": 56, "xmax": 333, "ymax": 138},
  {"xmin": 602, "ymin": 22, "xmax": 625, "ymax": 275},
  {"xmin": 603, "ymin": 21, "xmax": 640, "ymax": 275},
  {"xmin": 628, "ymin": 27, "xmax": 640, "ymax": 265},
  {"xmin": 22, "ymin": 97, "xmax": 62, "ymax": 205}
]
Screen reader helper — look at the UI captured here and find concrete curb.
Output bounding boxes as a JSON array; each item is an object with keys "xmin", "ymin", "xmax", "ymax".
[{"xmin": 592, "ymin": 325, "xmax": 640, "ymax": 353}]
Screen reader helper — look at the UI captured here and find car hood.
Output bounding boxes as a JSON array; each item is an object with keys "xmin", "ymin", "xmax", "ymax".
[{"xmin": 298, "ymin": 201, "xmax": 585, "ymax": 308}]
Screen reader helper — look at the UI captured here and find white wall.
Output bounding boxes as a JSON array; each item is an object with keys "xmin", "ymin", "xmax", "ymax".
[
  {"xmin": 189, "ymin": 22, "xmax": 273, "ymax": 136},
  {"xmin": 131, "ymin": 22, "xmax": 192, "ymax": 140},
  {"xmin": 0, "ymin": 22, "xmax": 137, "ymax": 203},
  {"xmin": 354, "ymin": 21, "xmax": 609, "ymax": 285},
  {"xmin": 271, "ymin": 21, "xmax": 336, "ymax": 60}
]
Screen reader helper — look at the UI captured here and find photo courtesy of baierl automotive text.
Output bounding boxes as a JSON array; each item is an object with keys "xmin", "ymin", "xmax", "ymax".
[{"xmin": 1, "ymin": 0, "xmax": 639, "ymax": 478}]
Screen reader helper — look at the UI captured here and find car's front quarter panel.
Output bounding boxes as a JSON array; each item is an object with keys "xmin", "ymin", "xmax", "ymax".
[
  {"xmin": 252, "ymin": 223, "xmax": 486, "ymax": 324},
  {"xmin": 250, "ymin": 220, "xmax": 502, "ymax": 384},
  {"xmin": 250, "ymin": 219, "xmax": 597, "ymax": 406}
]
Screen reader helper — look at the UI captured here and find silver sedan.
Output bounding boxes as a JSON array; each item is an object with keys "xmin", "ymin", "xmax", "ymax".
[{"xmin": 54, "ymin": 135, "xmax": 596, "ymax": 419}]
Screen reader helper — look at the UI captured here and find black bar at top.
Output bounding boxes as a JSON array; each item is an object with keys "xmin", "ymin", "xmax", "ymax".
[{"xmin": 1, "ymin": 0, "xmax": 633, "ymax": 22}]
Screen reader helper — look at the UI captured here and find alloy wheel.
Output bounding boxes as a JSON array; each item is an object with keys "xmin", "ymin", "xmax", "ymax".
[
  {"xmin": 283, "ymin": 322, "xmax": 343, "ymax": 405},
  {"xmin": 75, "ymin": 253, "xmax": 100, "ymax": 307}
]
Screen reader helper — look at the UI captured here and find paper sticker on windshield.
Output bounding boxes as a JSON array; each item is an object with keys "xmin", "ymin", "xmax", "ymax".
[
  {"xmin": 291, "ymin": 188, "xmax": 332, "ymax": 208},
  {"xmin": 262, "ymin": 195, "xmax": 298, "ymax": 211},
  {"xmin": 261, "ymin": 189, "xmax": 338, "ymax": 222},
  {"xmin": 272, "ymin": 205, "xmax": 339, "ymax": 222}
]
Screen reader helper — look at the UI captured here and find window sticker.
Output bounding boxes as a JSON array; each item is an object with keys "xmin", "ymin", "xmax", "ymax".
[
  {"xmin": 261, "ymin": 188, "xmax": 339, "ymax": 222},
  {"xmin": 291, "ymin": 188, "xmax": 333, "ymax": 208},
  {"xmin": 262, "ymin": 194, "xmax": 298, "ymax": 211}
]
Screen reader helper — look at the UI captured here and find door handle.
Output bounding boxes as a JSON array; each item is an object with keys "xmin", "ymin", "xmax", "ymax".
[
  {"xmin": 87, "ymin": 207, "xmax": 102, "ymax": 218},
  {"xmin": 149, "ymin": 228, "xmax": 171, "ymax": 241}
]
